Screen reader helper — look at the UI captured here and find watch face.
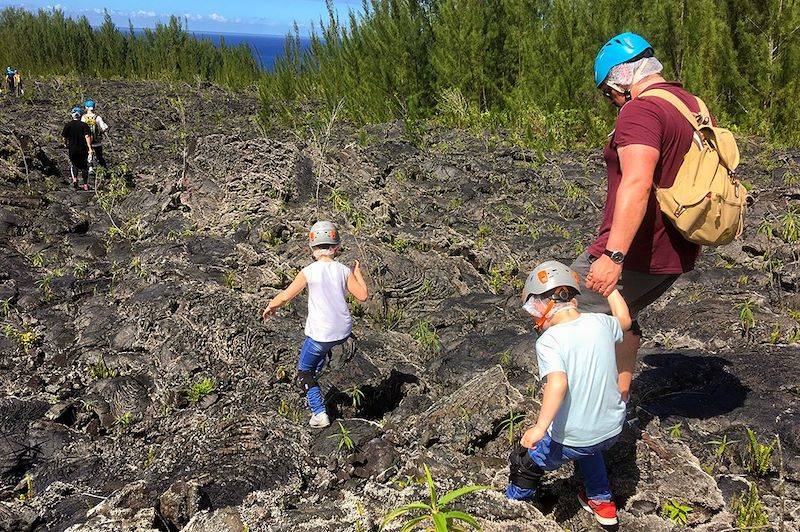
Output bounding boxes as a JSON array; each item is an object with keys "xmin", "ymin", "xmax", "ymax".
[{"xmin": 611, "ymin": 251, "xmax": 625, "ymax": 263}]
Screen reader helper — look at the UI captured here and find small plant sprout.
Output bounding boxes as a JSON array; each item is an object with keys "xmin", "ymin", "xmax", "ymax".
[
  {"xmin": 275, "ymin": 365, "xmax": 287, "ymax": 381},
  {"xmin": 278, "ymin": 399, "xmax": 289, "ymax": 417},
  {"xmin": 73, "ymin": 261, "xmax": 89, "ymax": 279},
  {"xmin": 328, "ymin": 421, "xmax": 355, "ymax": 452},
  {"xmin": 731, "ymin": 483, "xmax": 770, "ymax": 529},
  {"xmin": 768, "ymin": 325, "xmax": 781, "ymax": 344},
  {"xmin": 186, "ymin": 377, "xmax": 216, "ymax": 403},
  {"xmin": 221, "ymin": 271, "xmax": 236, "ymax": 289},
  {"xmin": 345, "ymin": 384, "xmax": 365, "ymax": 409},
  {"xmin": 497, "ymin": 349, "xmax": 512, "ymax": 366},
  {"xmin": 661, "ymin": 499, "xmax": 692, "ymax": 525},
  {"xmin": 778, "ymin": 206, "xmax": 800, "ymax": 243},
  {"xmin": 745, "ymin": 428, "xmax": 776, "ymax": 476},
  {"xmin": 413, "ymin": 319, "xmax": 441, "ymax": 355},
  {"xmin": 667, "ymin": 421, "xmax": 683, "ymax": 439},
  {"xmin": 757, "ymin": 218, "xmax": 774, "ymax": 239},
  {"xmin": 32, "ymin": 251, "xmax": 45, "ymax": 268},
  {"xmin": 89, "ymin": 356, "xmax": 117, "ymax": 380},
  {"xmin": 115, "ymin": 411, "xmax": 135, "ymax": 426},
  {"xmin": 498, "ymin": 409, "xmax": 525, "ymax": 445},
  {"xmin": 142, "ymin": 446, "xmax": 156, "ymax": 469},
  {"xmin": 738, "ymin": 299, "xmax": 757, "ymax": 337},
  {"xmin": 379, "ymin": 464, "xmax": 490, "ymax": 531},
  {"xmin": 704, "ymin": 434, "xmax": 738, "ymax": 457},
  {"xmin": 1, "ymin": 297, "xmax": 13, "ymax": 317}
]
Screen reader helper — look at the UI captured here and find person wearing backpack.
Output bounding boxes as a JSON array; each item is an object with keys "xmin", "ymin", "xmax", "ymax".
[
  {"xmin": 62, "ymin": 107, "xmax": 93, "ymax": 191},
  {"xmin": 82, "ymin": 100, "xmax": 109, "ymax": 167},
  {"xmin": 570, "ymin": 32, "xmax": 738, "ymax": 405}
]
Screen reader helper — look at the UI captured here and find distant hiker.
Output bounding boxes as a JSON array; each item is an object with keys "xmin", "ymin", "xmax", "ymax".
[
  {"xmin": 5, "ymin": 67, "xmax": 16, "ymax": 94},
  {"xmin": 573, "ymin": 32, "xmax": 712, "ymax": 403},
  {"xmin": 81, "ymin": 100, "xmax": 109, "ymax": 167},
  {"xmin": 262, "ymin": 221, "xmax": 368, "ymax": 428},
  {"xmin": 13, "ymin": 70, "xmax": 22, "ymax": 96},
  {"xmin": 61, "ymin": 107, "xmax": 94, "ymax": 191},
  {"xmin": 506, "ymin": 261, "xmax": 631, "ymax": 526}
]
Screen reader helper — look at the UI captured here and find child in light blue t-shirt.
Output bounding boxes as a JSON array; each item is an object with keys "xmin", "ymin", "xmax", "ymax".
[{"xmin": 506, "ymin": 260, "xmax": 631, "ymax": 527}]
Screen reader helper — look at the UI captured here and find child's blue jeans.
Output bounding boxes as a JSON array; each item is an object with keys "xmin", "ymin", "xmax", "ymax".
[
  {"xmin": 297, "ymin": 336, "xmax": 348, "ymax": 414},
  {"xmin": 506, "ymin": 432, "xmax": 619, "ymax": 502}
]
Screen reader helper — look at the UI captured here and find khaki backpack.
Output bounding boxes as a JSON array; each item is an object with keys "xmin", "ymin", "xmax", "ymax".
[{"xmin": 641, "ymin": 88, "xmax": 747, "ymax": 247}]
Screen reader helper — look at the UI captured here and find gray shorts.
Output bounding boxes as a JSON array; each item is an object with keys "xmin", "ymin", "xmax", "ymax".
[{"xmin": 570, "ymin": 251, "xmax": 679, "ymax": 320}]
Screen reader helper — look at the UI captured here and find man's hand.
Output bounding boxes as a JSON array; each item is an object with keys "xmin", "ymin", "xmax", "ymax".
[
  {"xmin": 520, "ymin": 425, "xmax": 547, "ymax": 449},
  {"xmin": 585, "ymin": 255, "xmax": 622, "ymax": 297},
  {"xmin": 351, "ymin": 259, "xmax": 361, "ymax": 274}
]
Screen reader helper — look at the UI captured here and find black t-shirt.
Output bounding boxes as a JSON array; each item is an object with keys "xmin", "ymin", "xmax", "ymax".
[{"xmin": 61, "ymin": 120, "xmax": 91, "ymax": 156}]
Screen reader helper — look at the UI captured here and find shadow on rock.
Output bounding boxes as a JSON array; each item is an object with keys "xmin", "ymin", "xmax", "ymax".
[{"xmin": 634, "ymin": 351, "xmax": 749, "ymax": 419}]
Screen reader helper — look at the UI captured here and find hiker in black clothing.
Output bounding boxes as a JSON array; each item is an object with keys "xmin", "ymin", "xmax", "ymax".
[
  {"xmin": 5, "ymin": 67, "xmax": 16, "ymax": 94},
  {"xmin": 61, "ymin": 107, "xmax": 94, "ymax": 191}
]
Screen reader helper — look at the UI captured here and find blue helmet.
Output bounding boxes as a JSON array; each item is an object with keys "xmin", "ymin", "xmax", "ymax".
[
  {"xmin": 594, "ymin": 32, "xmax": 653, "ymax": 87},
  {"xmin": 85, "ymin": 100, "xmax": 95, "ymax": 109}
]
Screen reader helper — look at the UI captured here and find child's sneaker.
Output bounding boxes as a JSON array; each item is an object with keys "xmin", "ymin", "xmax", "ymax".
[
  {"xmin": 309, "ymin": 412, "xmax": 330, "ymax": 428},
  {"xmin": 578, "ymin": 490, "xmax": 618, "ymax": 526}
]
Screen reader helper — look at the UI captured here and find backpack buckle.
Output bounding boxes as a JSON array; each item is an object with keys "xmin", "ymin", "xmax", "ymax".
[{"xmin": 674, "ymin": 206, "xmax": 685, "ymax": 217}]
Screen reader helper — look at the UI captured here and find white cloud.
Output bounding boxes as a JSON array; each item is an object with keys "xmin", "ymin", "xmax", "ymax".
[
  {"xmin": 132, "ymin": 10, "xmax": 157, "ymax": 18},
  {"xmin": 209, "ymin": 13, "xmax": 227, "ymax": 23}
]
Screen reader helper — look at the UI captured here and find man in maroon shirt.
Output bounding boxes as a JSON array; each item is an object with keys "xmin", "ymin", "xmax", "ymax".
[{"xmin": 570, "ymin": 32, "xmax": 704, "ymax": 403}]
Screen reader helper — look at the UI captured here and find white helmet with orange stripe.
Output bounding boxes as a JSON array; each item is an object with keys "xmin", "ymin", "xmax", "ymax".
[{"xmin": 308, "ymin": 220, "xmax": 340, "ymax": 248}]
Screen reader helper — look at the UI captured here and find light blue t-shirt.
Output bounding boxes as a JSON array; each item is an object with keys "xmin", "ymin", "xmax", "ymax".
[{"xmin": 536, "ymin": 313, "xmax": 625, "ymax": 447}]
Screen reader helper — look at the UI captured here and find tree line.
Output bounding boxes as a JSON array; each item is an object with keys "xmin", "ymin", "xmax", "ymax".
[
  {"xmin": 260, "ymin": 0, "xmax": 800, "ymax": 147},
  {"xmin": 2, "ymin": 3, "xmax": 798, "ymax": 147},
  {"xmin": 0, "ymin": 8, "xmax": 261, "ymax": 90}
]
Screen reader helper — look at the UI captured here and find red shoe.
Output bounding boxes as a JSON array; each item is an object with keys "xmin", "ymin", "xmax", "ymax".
[{"xmin": 578, "ymin": 490, "xmax": 618, "ymax": 526}]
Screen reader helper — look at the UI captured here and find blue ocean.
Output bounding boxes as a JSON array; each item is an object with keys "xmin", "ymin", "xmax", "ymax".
[
  {"xmin": 131, "ymin": 29, "xmax": 311, "ymax": 70},
  {"xmin": 190, "ymin": 32, "xmax": 312, "ymax": 70}
]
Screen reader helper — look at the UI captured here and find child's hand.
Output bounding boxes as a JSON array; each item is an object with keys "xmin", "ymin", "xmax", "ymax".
[
  {"xmin": 352, "ymin": 259, "xmax": 361, "ymax": 274},
  {"xmin": 520, "ymin": 425, "xmax": 547, "ymax": 449},
  {"xmin": 262, "ymin": 305, "xmax": 276, "ymax": 321}
]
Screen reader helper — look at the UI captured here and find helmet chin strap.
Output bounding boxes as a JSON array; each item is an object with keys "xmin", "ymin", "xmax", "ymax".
[{"xmin": 534, "ymin": 300, "xmax": 555, "ymax": 333}]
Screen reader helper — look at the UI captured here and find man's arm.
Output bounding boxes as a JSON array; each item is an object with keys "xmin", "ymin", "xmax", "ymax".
[{"xmin": 586, "ymin": 144, "xmax": 659, "ymax": 296}]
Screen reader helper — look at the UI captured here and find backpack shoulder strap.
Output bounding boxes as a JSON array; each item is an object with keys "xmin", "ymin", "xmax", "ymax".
[{"xmin": 640, "ymin": 88, "xmax": 705, "ymax": 131}]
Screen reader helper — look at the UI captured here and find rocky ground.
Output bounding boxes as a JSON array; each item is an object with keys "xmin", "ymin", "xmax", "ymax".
[{"xmin": 0, "ymin": 79, "xmax": 799, "ymax": 532}]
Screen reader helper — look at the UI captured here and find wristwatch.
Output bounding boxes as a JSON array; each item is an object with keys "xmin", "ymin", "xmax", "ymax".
[{"xmin": 603, "ymin": 249, "xmax": 626, "ymax": 264}]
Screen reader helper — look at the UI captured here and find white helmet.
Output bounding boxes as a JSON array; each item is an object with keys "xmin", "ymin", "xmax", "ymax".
[
  {"xmin": 308, "ymin": 220, "xmax": 340, "ymax": 247},
  {"xmin": 522, "ymin": 260, "xmax": 581, "ymax": 303}
]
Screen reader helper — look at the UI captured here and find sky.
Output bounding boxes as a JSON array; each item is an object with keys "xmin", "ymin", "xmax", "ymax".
[{"xmin": 0, "ymin": 0, "xmax": 364, "ymax": 35}]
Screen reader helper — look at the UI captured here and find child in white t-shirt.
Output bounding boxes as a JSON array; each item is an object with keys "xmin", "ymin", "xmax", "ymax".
[{"xmin": 262, "ymin": 221, "xmax": 368, "ymax": 428}]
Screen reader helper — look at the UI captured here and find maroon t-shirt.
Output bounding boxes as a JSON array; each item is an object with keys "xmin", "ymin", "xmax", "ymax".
[{"xmin": 588, "ymin": 82, "xmax": 702, "ymax": 274}]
